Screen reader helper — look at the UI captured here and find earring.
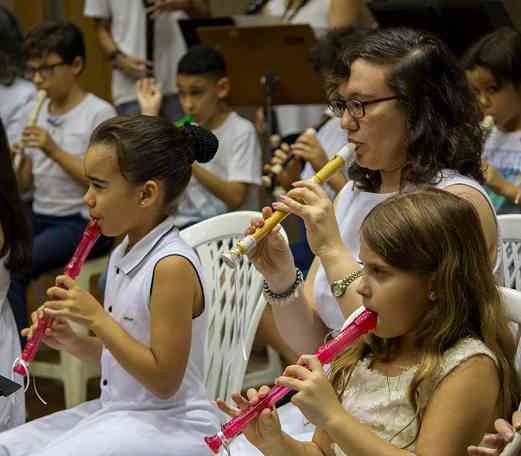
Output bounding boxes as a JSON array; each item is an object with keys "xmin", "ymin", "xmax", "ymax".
[{"xmin": 428, "ymin": 291, "xmax": 436, "ymax": 301}]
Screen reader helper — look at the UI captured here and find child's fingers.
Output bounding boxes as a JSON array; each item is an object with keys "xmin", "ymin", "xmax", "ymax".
[
  {"xmin": 467, "ymin": 445, "xmax": 498, "ymax": 455},
  {"xmin": 215, "ymin": 399, "xmax": 240, "ymax": 417},
  {"xmin": 47, "ymin": 286, "xmax": 68, "ymax": 300},
  {"xmin": 512, "ymin": 411, "xmax": 521, "ymax": 430},
  {"xmin": 495, "ymin": 418, "xmax": 515, "ymax": 441}
]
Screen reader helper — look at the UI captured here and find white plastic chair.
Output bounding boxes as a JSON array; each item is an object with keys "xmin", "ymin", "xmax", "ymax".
[
  {"xmin": 180, "ymin": 211, "xmax": 283, "ymax": 403},
  {"xmin": 498, "ymin": 214, "xmax": 521, "ymax": 290},
  {"xmin": 500, "ymin": 286, "xmax": 521, "ymax": 373},
  {"xmin": 28, "ymin": 255, "xmax": 108, "ymax": 408}
]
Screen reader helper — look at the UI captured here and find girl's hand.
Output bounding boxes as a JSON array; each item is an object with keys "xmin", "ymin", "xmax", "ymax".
[
  {"xmin": 136, "ymin": 78, "xmax": 162, "ymax": 116},
  {"xmin": 273, "ymin": 180, "xmax": 343, "ymax": 258},
  {"xmin": 467, "ymin": 412, "xmax": 521, "ymax": 455},
  {"xmin": 216, "ymin": 386, "xmax": 285, "ymax": 452},
  {"xmin": 291, "ymin": 132, "xmax": 328, "ymax": 172},
  {"xmin": 43, "ymin": 275, "xmax": 108, "ymax": 330},
  {"xmin": 245, "ymin": 207, "xmax": 297, "ymax": 293},
  {"xmin": 21, "ymin": 307, "xmax": 78, "ymax": 352},
  {"xmin": 276, "ymin": 355, "xmax": 345, "ymax": 429}
]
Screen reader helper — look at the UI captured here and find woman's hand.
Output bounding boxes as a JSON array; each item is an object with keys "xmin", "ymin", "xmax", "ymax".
[
  {"xmin": 245, "ymin": 207, "xmax": 297, "ymax": 293},
  {"xmin": 273, "ymin": 179, "xmax": 343, "ymax": 258},
  {"xmin": 43, "ymin": 275, "xmax": 109, "ymax": 330},
  {"xmin": 276, "ymin": 355, "xmax": 345, "ymax": 429},
  {"xmin": 136, "ymin": 78, "xmax": 162, "ymax": 116},
  {"xmin": 21, "ymin": 306, "xmax": 79, "ymax": 352},
  {"xmin": 216, "ymin": 386, "xmax": 285, "ymax": 452},
  {"xmin": 467, "ymin": 412, "xmax": 521, "ymax": 455}
]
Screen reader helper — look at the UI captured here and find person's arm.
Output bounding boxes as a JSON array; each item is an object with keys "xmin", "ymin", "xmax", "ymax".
[
  {"xmin": 12, "ymin": 144, "xmax": 33, "ymax": 192},
  {"xmin": 483, "ymin": 160, "xmax": 521, "ymax": 206},
  {"xmin": 62, "ymin": 335, "xmax": 104, "ymax": 363},
  {"xmin": 147, "ymin": 0, "xmax": 210, "ymax": 18},
  {"xmin": 46, "ymin": 255, "xmax": 201, "ymax": 399},
  {"xmin": 92, "ymin": 18, "xmax": 150, "ymax": 79},
  {"xmin": 328, "ymin": 0, "xmax": 376, "ymax": 29},
  {"xmin": 444, "ymin": 184, "xmax": 498, "ymax": 267},
  {"xmin": 191, "ymin": 164, "xmax": 249, "ymax": 210}
]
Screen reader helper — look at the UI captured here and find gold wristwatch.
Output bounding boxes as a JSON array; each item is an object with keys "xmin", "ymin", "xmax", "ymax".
[{"xmin": 330, "ymin": 269, "xmax": 364, "ymax": 297}]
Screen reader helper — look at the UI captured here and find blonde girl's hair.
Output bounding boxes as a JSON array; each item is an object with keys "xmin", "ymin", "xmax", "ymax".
[{"xmin": 330, "ymin": 188, "xmax": 520, "ymax": 447}]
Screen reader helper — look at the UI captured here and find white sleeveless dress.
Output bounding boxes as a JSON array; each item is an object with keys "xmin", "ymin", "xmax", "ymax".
[
  {"xmin": 0, "ymin": 255, "xmax": 26, "ymax": 431},
  {"xmin": 334, "ymin": 338, "xmax": 497, "ymax": 455},
  {"xmin": 0, "ymin": 216, "xmax": 219, "ymax": 455}
]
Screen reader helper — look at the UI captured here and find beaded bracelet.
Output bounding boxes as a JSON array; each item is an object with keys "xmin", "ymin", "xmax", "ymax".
[{"xmin": 263, "ymin": 268, "xmax": 304, "ymax": 306}]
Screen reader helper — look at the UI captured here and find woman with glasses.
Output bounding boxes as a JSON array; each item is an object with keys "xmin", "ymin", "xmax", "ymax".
[{"xmin": 226, "ymin": 27, "xmax": 499, "ymax": 454}]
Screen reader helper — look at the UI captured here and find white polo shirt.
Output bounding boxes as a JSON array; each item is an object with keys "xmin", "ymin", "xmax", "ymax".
[
  {"xmin": 84, "ymin": 0, "xmax": 187, "ymax": 105},
  {"xmin": 27, "ymin": 94, "xmax": 116, "ymax": 217}
]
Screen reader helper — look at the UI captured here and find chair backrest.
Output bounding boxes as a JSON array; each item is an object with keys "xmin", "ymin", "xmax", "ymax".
[
  {"xmin": 180, "ymin": 211, "xmax": 287, "ymax": 404},
  {"xmin": 498, "ymin": 214, "xmax": 521, "ymax": 290},
  {"xmin": 500, "ymin": 286, "xmax": 521, "ymax": 375}
]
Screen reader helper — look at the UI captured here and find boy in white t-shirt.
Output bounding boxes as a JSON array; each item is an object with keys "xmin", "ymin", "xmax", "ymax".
[
  {"xmin": 138, "ymin": 45, "xmax": 262, "ymax": 228},
  {"xmin": 84, "ymin": 0, "xmax": 209, "ymax": 121},
  {"xmin": 464, "ymin": 27, "xmax": 521, "ymax": 214},
  {"xmin": 9, "ymin": 21, "xmax": 116, "ymax": 334}
]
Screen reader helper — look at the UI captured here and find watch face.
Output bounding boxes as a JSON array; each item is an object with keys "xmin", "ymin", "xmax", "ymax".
[{"xmin": 332, "ymin": 283, "xmax": 344, "ymax": 297}]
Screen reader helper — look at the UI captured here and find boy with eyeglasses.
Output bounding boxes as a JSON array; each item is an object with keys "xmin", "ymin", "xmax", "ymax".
[{"xmin": 9, "ymin": 21, "xmax": 115, "ymax": 336}]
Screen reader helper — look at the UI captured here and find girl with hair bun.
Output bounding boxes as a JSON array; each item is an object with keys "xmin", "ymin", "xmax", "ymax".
[{"xmin": 0, "ymin": 115, "xmax": 220, "ymax": 456}]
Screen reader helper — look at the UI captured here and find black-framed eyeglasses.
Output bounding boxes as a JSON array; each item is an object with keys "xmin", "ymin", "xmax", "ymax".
[
  {"xmin": 24, "ymin": 62, "xmax": 67, "ymax": 79},
  {"xmin": 328, "ymin": 96, "xmax": 398, "ymax": 119}
]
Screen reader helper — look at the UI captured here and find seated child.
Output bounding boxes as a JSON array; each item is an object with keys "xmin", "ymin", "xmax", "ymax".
[
  {"xmin": 0, "ymin": 115, "xmax": 220, "ymax": 455},
  {"xmin": 137, "ymin": 44, "xmax": 262, "ymax": 228},
  {"xmin": 0, "ymin": 6, "xmax": 36, "ymax": 146},
  {"xmin": 463, "ymin": 27, "xmax": 521, "ymax": 214},
  {"xmin": 221, "ymin": 189, "xmax": 521, "ymax": 455},
  {"xmin": 9, "ymin": 21, "xmax": 116, "ymax": 334}
]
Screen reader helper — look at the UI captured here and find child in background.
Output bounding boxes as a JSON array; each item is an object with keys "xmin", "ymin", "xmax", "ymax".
[
  {"xmin": 0, "ymin": 115, "xmax": 220, "ymax": 455},
  {"xmin": 221, "ymin": 189, "xmax": 520, "ymax": 456},
  {"xmin": 9, "ymin": 21, "xmax": 116, "ymax": 335},
  {"xmin": 463, "ymin": 27, "xmax": 521, "ymax": 214},
  {"xmin": 0, "ymin": 5, "xmax": 36, "ymax": 146},
  {"xmin": 137, "ymin": 45, "xmax": 262, "ymax": 228},
  {"xmin": 0, "ymin": 119, "xmax": 31, "ymax": 431}
]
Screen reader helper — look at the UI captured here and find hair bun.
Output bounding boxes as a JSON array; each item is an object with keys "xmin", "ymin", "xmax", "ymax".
[{"xmin": 184, "ymin": 124, "xmax": 218, "ymax": 164}]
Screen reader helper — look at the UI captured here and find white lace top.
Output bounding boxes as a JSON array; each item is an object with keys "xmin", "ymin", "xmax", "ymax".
[{"xmin": 333, "ymin": 338, "xmax": 498, "ymax": 455}]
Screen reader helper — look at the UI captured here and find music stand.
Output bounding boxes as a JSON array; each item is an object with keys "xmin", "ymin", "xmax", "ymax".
[
  {"xmin": 0, "ymin": 375, "xmax": 21, "ymax": 398},
  {"xmin": 368, "ymin": 0, "xmax": 514, "ymax": 57},
  {"xmin": 196, "ymin": 24, "xmax": 325, "ymax": 107},
  {"xmin": 178, "ymin": 17, "xmax": 235, "ymax": 48}
]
